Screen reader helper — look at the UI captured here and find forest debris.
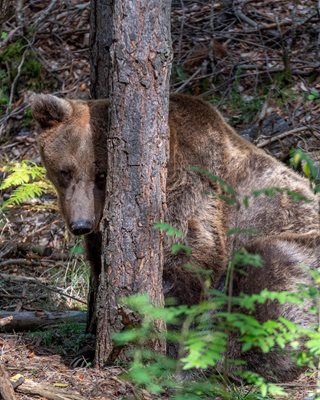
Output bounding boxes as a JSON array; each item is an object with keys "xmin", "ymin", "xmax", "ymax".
[
  {"xmin": 0, "ymin": 364, "xmax": 17, "ymax": 400},
  {"xmin": 0, "ymin": 1, "xmax": 318, "ymax": 398},
  {"xmin": 0, "ymin": 0, "xmax": 14, "ymax": 29},
  {"xmin": 233, "ymin": 0, "xmax": 259, "ymax": 28},
  {"xmin": 0, "ymin": 316, "xmax": 13, "ymax": 327},
  {"xmin": 0, "ymin": 311, "xmax": 86, "ymax": 332},
  {"xmin": 0, "ymin": 273, "xmax": 87, "ymax": 305},
  {"xmin": 0, "ymin": 240, "xmax": 73, "ymax": 260},
  {"xmin": 256, "ymin": 126, "xmax": 312, "ymax": 148},
  {"xmin": 11, "ymin": 374, "xmax": 86, "ymax": 400}
]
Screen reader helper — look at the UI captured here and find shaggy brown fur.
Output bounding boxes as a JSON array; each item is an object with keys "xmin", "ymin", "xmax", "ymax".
[{"xmin": 32, "ymin": 93, "xmax": 319, "ymax": 382}]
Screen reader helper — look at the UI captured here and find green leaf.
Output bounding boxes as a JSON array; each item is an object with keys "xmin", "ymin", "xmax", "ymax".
[
  {"xmin": 154, "ymin": 222, "xmax": 183, "ymax": 238},
  {"xmin": 69, "ymin": 243, "xmax": 85, "ymax": 255},
  {"xmin": 0, "ymin": 32, "xmax": 8, "ymax": 41},
  {"xmin": 233, "ymin": 249, "xmax": 262, "ymax": 267},
  {"xmin": 260, "ymin": 383, "xmax": 267, "ymax": 397},
  {"xmin": 306, "ymin": 89, "xmax": 320, "ymax": 101},
  {"xmin": 303, "ymin": 162, "xmax": 311, "ymax": 178},
  {"xmin": 0, "ymin": 161, "xmax": 55, "ymax": 210},
  {"xmin": 267, "ymin": 384, "xmax": 287, "ymax": 397},
  {"xmin": 188, "ymin": 166, "xmax": 237, "ymax": 195},
  {"xmin": 171, "ymin": 243, "xmax": 192, "ymax": 256},
  {"xmin": 113, "ymin": 329, "xmax": 139, "ymax": 345}
]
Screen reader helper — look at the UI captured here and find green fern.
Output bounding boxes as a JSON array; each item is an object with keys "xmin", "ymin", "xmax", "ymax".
[{"xmin": 0, "ymin": 160, "xmax": 55, "ymax": 209}]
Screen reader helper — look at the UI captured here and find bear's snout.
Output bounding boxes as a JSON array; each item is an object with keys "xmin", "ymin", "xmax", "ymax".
[{"xmin": 70, "ymin": 219, "xmax": 93, "ymax": 236}]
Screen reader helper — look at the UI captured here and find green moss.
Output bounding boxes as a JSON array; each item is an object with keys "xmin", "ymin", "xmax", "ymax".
[
  {"xmin": 22, "ymin": 55, "xmax": 41, "ymax": 79},
  {"xmin": 0, "ymin": 39, "xmax": 24, "ymax": 62}
]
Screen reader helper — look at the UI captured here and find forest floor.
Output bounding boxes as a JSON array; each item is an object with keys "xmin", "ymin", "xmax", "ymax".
[{"xmin": 0, "ymin": 0, "xmax": 320, "ymax": 399}]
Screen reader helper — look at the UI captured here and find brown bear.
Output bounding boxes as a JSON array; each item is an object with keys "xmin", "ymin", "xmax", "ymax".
[{"xmin": 32, "ymin": 93, "xmax": 319, "ymax": 382}]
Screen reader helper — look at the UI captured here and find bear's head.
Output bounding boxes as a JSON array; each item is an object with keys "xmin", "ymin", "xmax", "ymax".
[{"xmin": 32, "ymin": 94, "xmax": 109, "ymax": 236}]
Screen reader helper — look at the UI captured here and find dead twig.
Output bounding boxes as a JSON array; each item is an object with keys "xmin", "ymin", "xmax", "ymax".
[
  {"xmin": 0, "ymin": 273, "xmax": 86, "ymax": 305},
  {"xmin": 0, "ymin": 0, "xmax": 14, "ymax": 29},
  {"xmin": 0, "ymin": 240, "xmax": 73, "ymax": 261},
  {"xmin": 0, "ymin": 258, "xmax": 43, "ymax": 267},
  {"xmin": 8, "ymin": 47, "xmax": 28, "ymax": 108},
  {"xmin": 32, "ymin": 0, "xmax": 58, "ymax": 29},
  {"xmin": 233, "ymin": 0, "xmax": 258, "ymax": 28},
  {"xmin": 256, "ymin": 126, "xmax": 312, "ymax": 148},
  {"xmin": 174, "ymin": 64, "xmax": 203, "ymax": 93}
]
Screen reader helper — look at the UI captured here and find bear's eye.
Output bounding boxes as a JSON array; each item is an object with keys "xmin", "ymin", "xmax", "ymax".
[
  {"xmin": 95, "ymin": 172, "xmax": 106, "ymax": 189},
  {"xmin": 59, "ymin": 169, "xmax": 72, "ymax": 186}
]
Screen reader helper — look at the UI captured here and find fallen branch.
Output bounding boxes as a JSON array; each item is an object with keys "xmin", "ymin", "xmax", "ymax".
[
  {"xmin": 0, "ymin": 364, "xmax": 17, "ymax": 400},
  {"xmin": 0, "ymin": 315, "xmax": 13, "ymax": 326},
  {"xmin": 256, "ymin": 126, "xmax": 311, "ymax": 148},
  {"xmin": 11, "ymin": 374, "xmax": 86, "ymax": 400},
  {"xmin": 0, "ymin": 311, "xmax": 86, "ymax": 332},
  {"xmin": 0, "ymin": 258, "xmax": 43, "ymax": 267},
  {"xmin": 174, "ymin": 64, "xmax": 203, "ymax": 93},
  {"xmin": 233, "ymin": 0, "xmax": 258, "ymax": 28},
  {"xmin": 0, "ymin": 240, "xmax": 74, "ymax": 261},
  {"xmin": 0, "ymin": 273, "xmax": 47, "ymax": 283},
  {"xmin": 0, "ymin": 273, "xmax": 87, "ymax": 305},
  {"xmin": 32, "ymin": 0, "xmax": 58, "ymax": 29}
]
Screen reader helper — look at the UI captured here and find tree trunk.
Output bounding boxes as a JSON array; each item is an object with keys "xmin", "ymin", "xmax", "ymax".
[{"xmin": 90, "ymin": 0, "xmax": 172, "ymax": 367}]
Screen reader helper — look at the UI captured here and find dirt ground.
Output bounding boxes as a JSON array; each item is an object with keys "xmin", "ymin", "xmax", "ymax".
[{"xmin": 1, "ymin": 333, "xmax": 155, "ymax": 399}]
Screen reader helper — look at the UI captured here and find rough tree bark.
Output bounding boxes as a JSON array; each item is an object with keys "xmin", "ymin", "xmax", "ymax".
[{"xmin": 90, "ymin": 0, "xmax": 172, "ymax": 366}]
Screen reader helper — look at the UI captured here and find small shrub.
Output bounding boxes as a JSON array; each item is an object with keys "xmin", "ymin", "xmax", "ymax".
[{"xmin": 113, "ymin": 150, "xmax": 319, "ymax": 399}]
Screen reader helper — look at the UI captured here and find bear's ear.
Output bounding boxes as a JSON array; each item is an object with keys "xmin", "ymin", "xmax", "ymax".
[{"xmin": 31, "ymin": 94, "xmax": 73, "ymax": 129}]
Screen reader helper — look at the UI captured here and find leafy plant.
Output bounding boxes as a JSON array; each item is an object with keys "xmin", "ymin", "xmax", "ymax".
[
  {"xmin": 0, "ymin": 160, "xmax": 55, "ymax": 209},
  {"xmin": 113, "ymin": 150, "xmax": 319, "ymax": 399},
  {"xmin": 223, "ymin": 68, "xmax": 265, "ymax": 126},
  {"xmin": 306, "ymin": 89, "xmax": 320, "ymax": 101},
  {"xmin": 114, "ymin": 290, "xmax": 294, "ymax": 399},
  {"xmin": 290, "ymin": 148, "xmax": 320, "ymax": 192},
  {"xmin": 0, "ymin": 32, "xmax": 8, "ymax": 41},
  {"xmin": 190, "ymin": 165, "xmax": 312, "ymax": 208}
]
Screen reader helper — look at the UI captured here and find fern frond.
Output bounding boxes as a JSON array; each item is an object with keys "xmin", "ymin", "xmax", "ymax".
[
  {"xmin": 0, "ymin": 160, "xmax": 55, "ymax": 209},
  {"xmin": 0, "ymin": 161, "xmax": 47, "ymax": 190},
  {"xmin": 2, "ymin": 181, "xmax": 53, "ymax": 207}
]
